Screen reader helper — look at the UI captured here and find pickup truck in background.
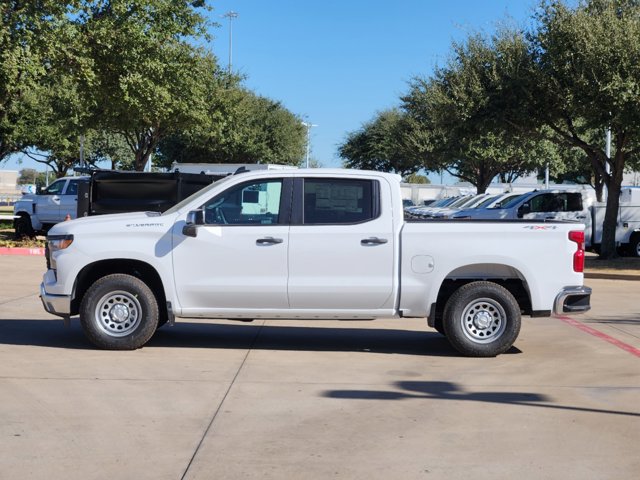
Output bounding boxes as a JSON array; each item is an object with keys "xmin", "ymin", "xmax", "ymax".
[
  {"xmin": 40, "ymin": 169, "xmax": 591, "ymax": 357},
  {"xmin": 13, "ymin": 176, "xmax": 87, "ymax": 237},
  {"xmin": 590, "ymin": 188, "xmax": 640, "ymax": 256},
  {"xmin": 453, "ymin": 187, "xmax": 640, "ymax": 257},
  {"xmin": 452, "ymin": 189, "xmax": 592, "ymax": 222}
]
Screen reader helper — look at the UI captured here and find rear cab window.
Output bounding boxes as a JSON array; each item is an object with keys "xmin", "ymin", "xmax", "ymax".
[{"xmin": 529, "ymin": 192, "xmax": 583, "ymax": 212}]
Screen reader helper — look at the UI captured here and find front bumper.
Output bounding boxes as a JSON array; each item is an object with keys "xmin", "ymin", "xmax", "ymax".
[
  {"xmin": 554, "ymin": 285, "xmax": 592, "ymax": 314},
  {"xmin": 40, "ymin": 282, "xmax": 71, "ymax": 318}
]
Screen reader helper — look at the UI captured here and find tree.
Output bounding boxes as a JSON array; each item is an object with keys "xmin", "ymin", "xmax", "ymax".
[
  {"xmin": 156, "ymin": 88, "xmax": 306, "ymax": 168},
  {"xmin": 404, "ymin": 173, "xmax": 430, "ymax": 184},
  {"xmin": 402, "ymin": 32, "xmax": 549, "ymax": 193},
  {"xmin": 18, "ymin": 168, "xmax": 38, "ymax": 184},
  {"xmin": 0, "ymin": 2, "xmax": 75, "ymax": 163},
  {"xmin": 79, "ymin": 0, "xmax": 221, "ymax": 170},
  {"xmin": 338, "ymin": 109, "xmax": 423, "ymax": 177},
  {"xmin": 517, "ymin": 0, "xmax": 640, "ymax": 258}
]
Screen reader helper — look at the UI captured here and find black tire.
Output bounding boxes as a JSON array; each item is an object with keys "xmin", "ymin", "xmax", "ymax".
[
  {"xmin": 80, "ymin": 274, "xmax": 159, "ymax": 350},
  {"xmin": 443, "ymin": 281, "xmax": 521, "ymax": 357},
  {"xmin": 14, "ymin": 214, "xmax": 34, "ymax": 238},
  {"xmin": 629, "ymin": 235, "xmax": 640, "ymax": 258}
]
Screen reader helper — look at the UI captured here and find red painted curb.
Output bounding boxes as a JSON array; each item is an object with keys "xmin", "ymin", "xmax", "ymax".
[
  {"xmin": 557, "ymin": 315, "xmax": 640, "ymax": 358},
  {"xmin": 0, "ymin": 247, "xmax": 45, "ymax": 256}
]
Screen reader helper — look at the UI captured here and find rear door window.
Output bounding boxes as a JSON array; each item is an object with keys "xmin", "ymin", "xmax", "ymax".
[{"xmin": 303, "ymin": 178, "xmax": 378, "ymax": 225}]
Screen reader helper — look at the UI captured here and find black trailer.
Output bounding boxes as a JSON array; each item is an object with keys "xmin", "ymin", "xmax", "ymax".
[{"xmin": 77, "ymin": 170, "xmax": 226, "ymax": 218}]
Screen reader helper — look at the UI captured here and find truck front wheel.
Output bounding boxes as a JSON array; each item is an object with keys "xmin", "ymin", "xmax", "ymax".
[
  {"xmin": 14, "ymin": 214, "xmax": 34, "ymax": 238},
  {"xmin": 80, "ymin": 274, "xmax": 159, "ymax": 350},
  {"xmin": 443, "ymin": 281, "xmax": 521, "ymax": 357}
]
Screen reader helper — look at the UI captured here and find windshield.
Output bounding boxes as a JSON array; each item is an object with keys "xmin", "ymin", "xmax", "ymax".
[
  {"xmin": 435, "ymin": 197, "xmax": 459, "ymax": 207},
  {"xmin": 492, "ymin": 193, "xmax": 524, "ymax": 209},
  {"xmin": 447, "ymin": 196, "xmax": 473, "ymax": 208},
  {"xmin": 162, "ymin": 175, "xmax": 234, "ymax": 215},
  {"xmin": 474, "ymin": 195, "xmax": 499, "ymax": 208}
]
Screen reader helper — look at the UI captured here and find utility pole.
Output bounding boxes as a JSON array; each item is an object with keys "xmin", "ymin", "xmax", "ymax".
[
  {"xmin": 223, "ymin": 11, "xmax": 239, "ymax": 75},
  {"xmin": 301, "ymin": 121, "xmax": 318, "ymax": 168}
]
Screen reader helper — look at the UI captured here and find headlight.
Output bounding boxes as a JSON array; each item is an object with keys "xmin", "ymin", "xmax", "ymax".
[{"xmin": 47, "ymin": 234, "xmax": 74, "ymax": 270}]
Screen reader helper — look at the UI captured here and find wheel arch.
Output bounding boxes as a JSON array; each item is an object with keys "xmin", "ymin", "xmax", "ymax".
[
  {"xmin": 71, "ymin": 259, "xmax": 166, "ymax": 317},
  {"xmin": 428, "ymin": 263, "xmax": 532, "ymax": 327}
]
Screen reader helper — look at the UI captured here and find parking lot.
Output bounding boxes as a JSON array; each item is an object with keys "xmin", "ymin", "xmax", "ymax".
[{"xmin": 1, "ymin": 255, "xmax": 638, "ymax": 480}]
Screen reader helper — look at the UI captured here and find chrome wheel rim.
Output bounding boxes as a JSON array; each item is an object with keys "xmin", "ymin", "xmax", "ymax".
[
  {"xmin": 460, "ymin": 297, "xmax": 507, "ymax": 344},
  {"xmin": 95, "ymin": 290, "xmax": 142, "ymax": 337}
]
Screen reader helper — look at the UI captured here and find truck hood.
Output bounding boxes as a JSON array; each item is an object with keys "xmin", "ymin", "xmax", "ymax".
[
  {"xmin": 13, "ymin": 194, "xmax": 36, "ymax": 206},
  {"xmin": 47, "ymin": 211, "xmax": 176, "ymax": 236}
]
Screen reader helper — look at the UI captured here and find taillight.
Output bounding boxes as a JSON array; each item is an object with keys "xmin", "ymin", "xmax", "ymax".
[{"xmin": 569, "ymin": 230, "xmax": 585, "ymax": 273}]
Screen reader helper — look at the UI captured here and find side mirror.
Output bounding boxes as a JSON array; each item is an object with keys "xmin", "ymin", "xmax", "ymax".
[
  {"xmin": 517, "ymin": 203, "xmax": 530, "ymax": 218},
  {"xmin": 182, "ymin": 209, "xmax": 204, "ymax": 237}
]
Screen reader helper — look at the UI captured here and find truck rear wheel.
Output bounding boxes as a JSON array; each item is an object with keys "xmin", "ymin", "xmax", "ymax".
[
  {"xmin": 629, "ymin": 234, "xmax": 640, "ymax": 258},
  {"xmin": 80, "ymin": 274, "xmax": 159, "ymax": 350},
  {"xmin": 443, "ymin": 281, "xmax": 521, "ymax": 357}
]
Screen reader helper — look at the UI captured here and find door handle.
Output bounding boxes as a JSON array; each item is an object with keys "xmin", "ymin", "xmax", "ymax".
[
  {"xmin": 256, "ymin": 237, "xmax": 283, "ymax": 245},
  {"xmin": 361, "ymin": 237, "xmax": 388, "ymax": 246}
]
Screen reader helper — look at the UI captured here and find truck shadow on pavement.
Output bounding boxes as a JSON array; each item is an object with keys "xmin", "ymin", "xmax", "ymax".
[
  {"xmin": 323, "ymin": 380, "xmax": 640, "ymax": 418},
  {"xmin": 0, "ymin": 319, "xmax": 522, "ymax": 357}
]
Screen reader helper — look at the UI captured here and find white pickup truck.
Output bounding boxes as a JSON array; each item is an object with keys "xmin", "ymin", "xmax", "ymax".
[
  {"xmin": 40, "ymin": 169, "xmax": 591, "ymax": 357},
  {"xmin": 13, "ymin": 176, "xmax": 87, "ymax": 236}
]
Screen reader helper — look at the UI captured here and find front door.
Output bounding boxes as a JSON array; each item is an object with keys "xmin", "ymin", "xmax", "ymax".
[
  {"xmin": 37, "ymin": 179, "xmax": 67, "ymax": 223},
  {"xmin": 172, "ymin": 178, "xmax": 290, "ymax": 314},
  {"xmin": 59, "ymin": 179, "xmax": 81, "ymax": 219}
]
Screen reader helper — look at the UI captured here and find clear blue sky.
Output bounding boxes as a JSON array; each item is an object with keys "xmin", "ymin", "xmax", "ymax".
[{"xmin": 2, "ymin": 0, "xmax": 538, "ymax": 177}]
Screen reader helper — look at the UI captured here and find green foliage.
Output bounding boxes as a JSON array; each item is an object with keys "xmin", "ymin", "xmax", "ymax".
[
  {"xmin": 402, "ymin": 30, "xmax": 548, "ymax": 192},
  {"xmin": 404, "ymin": 173, "xmax": 430, "ymax": 184},
  {"xmin": 17, "ymin": 168, "xmax": 47, "ymax": 188},
  {"xmin": 79, "ymin": 0, "xmax": 218, "ymax": 170},
  {"xmin": 525, "ymin": 0, "xmax": 640, "ymax": 257},
  {"xmin": 338, "ymin": 109, "xmax": 424, "ymax": 177},
  {"xmin": 0, "ymin": 1, "xmax": 76, "ymax": 162},
  {"xmin": 156, "ymin": 88, "xmax": 306, "ymax": 167},
  {"xmin": 1, "ymin": 1, "xmax": 307, "ymax": 176}
]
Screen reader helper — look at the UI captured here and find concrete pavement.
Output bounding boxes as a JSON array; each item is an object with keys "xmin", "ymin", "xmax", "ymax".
[{"xmin": 0, "ymin": 256, "xmax": 638, "ymax": 479}]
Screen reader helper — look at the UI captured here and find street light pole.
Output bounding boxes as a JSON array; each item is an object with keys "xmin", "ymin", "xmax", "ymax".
[
  {"xmin": 301, "ymin": 121, "xmax": 318, "ymax": 168},
  {"xmin": 223, "ymin": 11, "xmax": 239, "ymax": 75}
]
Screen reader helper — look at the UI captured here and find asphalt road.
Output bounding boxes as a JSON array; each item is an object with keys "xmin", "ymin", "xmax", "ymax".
[{"xmin": 1, "ymin": 255, "xmax": 638, "ymax": 480}]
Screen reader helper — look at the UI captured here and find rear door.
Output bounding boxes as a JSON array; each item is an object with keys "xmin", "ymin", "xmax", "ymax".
[{"xmin": 287, "ymin": 176, "xmax": 395, "ymax": 310}]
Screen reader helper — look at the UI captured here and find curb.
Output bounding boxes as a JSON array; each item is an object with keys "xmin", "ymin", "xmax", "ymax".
[
  {"xmin": 0, "ymin": 247, "xmax": 45, "ymax": 256},
  {"xmin": 584, "ymin": 272, "xmax": 640, "ymax": 281}
]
